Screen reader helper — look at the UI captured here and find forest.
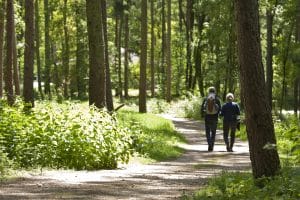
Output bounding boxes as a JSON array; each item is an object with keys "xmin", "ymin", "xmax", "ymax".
[{"xmin": 0, "ymin": 0, "xmax": 300, "ymax": 199}]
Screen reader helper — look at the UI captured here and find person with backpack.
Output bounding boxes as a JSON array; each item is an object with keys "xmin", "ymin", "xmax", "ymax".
[
  {"xmin": 220, "ymin": 93, "xmax": 241, "ymax": 152},
  {"xmin": 201, "ymin": 87, "xmax": 221, "ymax": 152}
]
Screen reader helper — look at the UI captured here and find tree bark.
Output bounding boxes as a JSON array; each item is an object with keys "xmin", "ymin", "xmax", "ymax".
[
  {"xmin": 266, "ymin": 8, "xmax": 275, "ymax": 110},
  {"xmin": 186, "ymin": 0, "xmax": 194, "ymax": 91},
  {"xmin": 294, "ymin": 78, "xmax": 300, "ymax": 117},
  {"xmin": 35, "ymin": 0, "xmax": 43, "ymax": 99},
  {"xmin": 117, "ymin": 11, "xmax": 123, "ymax": 100},
  {"xmin": 294, "ymin": 0, "xmax": 300, "ymax": 117},
  {"xmin": 124, "ymin": 4, "xmax": 129, "ymax": 99},
  {"xmin": 177, "ymin": 0, "xmax": 185, "ymax": 96},
  {"xmin": 160, "ymin": 0, "xmax": 166, "ymax": 96},
  {"xmin": 279, "ymin": 25, "xmax": 293, "ymax": 114},
  {"xmin": 234, "ymin": 0, "xmax": 280, "ymax": 179},
  {"xmin": 5, "ymin": 0, "xmax": 14, "ymax": 105},
  {"xmin": 0, "ymin": 0, "xmax": 5, "ymax": 98},
  {"xmin": 150, "ymin": 0, "xmax": 155, "ymax": 98},
  {"xmin": 12, "ymin": 14, "xmax": 20, "ymax": 96},
  {"xmin": 114, "ymin": 1, "xmax": 123, "ymax": 98},
  {"xmin": 139, "ymin": 0, "xmax": 147, "ymax": 113},
  {"xmin": 62, "ymin": 0, "xmax": 70, "ymax": 98},
  {"xmin": 23, "ymin": 0, "xmax": 35, "ymax": 107},
  {"xmin": 86, "ymin": 0, "xmax": 106, "ymax": 108},
  {"xmin": 44, "ymin": 0, "xmax": 51, "ymax": 96},
  {"xmin": 166, "ymin": 0, "xmax": 171, "ymax": 102},
  {"xmin": 194, "ymin": 14, "xmax": 205, "ymax": 97},
  {"xmin": 74, "ymin": 0, "xmax": 87, "ymax": 100},
  {"xmin": 101, "ymin": 0, "xmax": 114, "ymax": 111}
]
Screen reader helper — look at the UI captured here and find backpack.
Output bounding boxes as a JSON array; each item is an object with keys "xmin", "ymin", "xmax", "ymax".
[{"xmin": 204, "ymin": 93, "xmax": 219, "ymax": 115}]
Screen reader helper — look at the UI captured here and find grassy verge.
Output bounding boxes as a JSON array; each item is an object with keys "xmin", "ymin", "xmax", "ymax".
[
  {"xmin": 117, "ymin": 110, "xmax": 186, "ymax": 162},
  {"xmin": 182, "ymin": 167, "xmax": 300, "ymax": 200}
]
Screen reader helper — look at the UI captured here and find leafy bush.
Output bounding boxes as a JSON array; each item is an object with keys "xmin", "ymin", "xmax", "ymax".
[
  {"xmin": 183, "ymin": 167, "xmax": 300, "ymax": 200},
  {"xmin": 0, "ymin": 149, "xmax": 11, "ymax": 178},
  {"xmin": 180, "ymin": 95, "xmax": 203, "ymax": 120},
  {"xmin": 147, "ymin": 98, "xmax": 171, "ymax": 114},
  {"xmin": 0, "ymin": 101, "xmax": 133, "ymax": 170},
  {"xmin": 235, "ymin": 122, "xmax": 247, "ymax": 141},
  {"xmin": 275, "ymin": 116, "xmax": 300, "ymax": 165}
]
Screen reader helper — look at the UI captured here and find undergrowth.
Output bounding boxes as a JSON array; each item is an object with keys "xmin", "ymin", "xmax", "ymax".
[
  {"xmin": 0, "ymin": 99, "xmax": 185, "ymax": 177},
  {"xmin": 182, "ymin": 167, "xmax": 300, "ymax": 200},
  {"xmin": 0, "ymin": 100, "xmax": 132, "ymax": 170},
  {"xmin": 117, "ymin": 110, "xmax": 186, "ymax": 161}
]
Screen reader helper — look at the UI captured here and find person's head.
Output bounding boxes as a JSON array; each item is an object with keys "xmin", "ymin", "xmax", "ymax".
[
  {"xmin": 208, "ymin": 86, "xmax": 216, "ymax": 94},
  {"xmin": 226, "ymin": 93, "xmax": 234, "ymax": 102}
]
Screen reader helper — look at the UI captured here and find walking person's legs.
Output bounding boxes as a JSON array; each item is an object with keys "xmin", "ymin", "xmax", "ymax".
[
  {"xmin": 205, "ymin": 120, "xmax": 212, "ymax": 151},
  {"xmin": 223, "ymin": 121, "xmax": 230, "ymax": 151},
  {"xmin": 210, "ymin": 119, "xmax": 218, "ymax": 151},
  {"xmin": 229, "ymin": 121, "xmax": 237, "ymax": 152},
  {"xmin": 205, "ymin": 119, "xmax": 214, "ymax": 151}
]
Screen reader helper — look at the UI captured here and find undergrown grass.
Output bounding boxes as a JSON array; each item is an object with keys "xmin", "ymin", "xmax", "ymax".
[
  {"xmin": 182, "ymin": 167, "xmax": 300, "ymax": 200},
  {"xmin": 117, "ymin": 110, "xmax": 186, "ymax": 161}
]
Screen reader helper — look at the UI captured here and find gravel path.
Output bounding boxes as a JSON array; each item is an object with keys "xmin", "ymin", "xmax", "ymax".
[{"xmin": 0, "ymin": 115, "xmax": 251, "ymax": 200}]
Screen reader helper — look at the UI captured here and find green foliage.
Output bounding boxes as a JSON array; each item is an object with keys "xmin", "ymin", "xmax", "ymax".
[
  {"xmin": 275, "ymin": 116, "xmax": 300, "ymax": 165},
  {"xmin": 183, "ymin": 167, "xmax": 300, "ymax": 200},
  {"xmin": 0, "ymin": 149, "xmax": 11, "ymax": 179},
  {"xmin": 0, "ymin": 101, "xmax": 132, "ymax": 170},
  {"xmin": 235, "ymin": 122, "xmax": 247, "ymax": 141},
  {"xmin": 147, "ymin": 98, "xmax": 171, "ymax": 114},
  {"xmin": 180, "ymin": 94, "xmax": 203, "ymax": 120},
  {"xmin": 0, "ymin": 100, "xmax": 185, "ymax": 173},
  {"xmin": 117, "ymin": 110, "xmax": 186, "ymax": 161}
]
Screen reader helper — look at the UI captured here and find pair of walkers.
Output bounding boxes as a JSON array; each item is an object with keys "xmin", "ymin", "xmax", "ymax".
[{"xmin": 201, "ymin": 87, "xmax": 240, "ymax": 152}]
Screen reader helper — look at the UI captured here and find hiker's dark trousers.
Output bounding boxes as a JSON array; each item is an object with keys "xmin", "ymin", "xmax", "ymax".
[
  {"xmin": 205, "ymin": 118, "xmax": 218, "ymax": 147},
  {"xmin": 223, "ymin": 120, "xmax": 237, "ymax": 149}
]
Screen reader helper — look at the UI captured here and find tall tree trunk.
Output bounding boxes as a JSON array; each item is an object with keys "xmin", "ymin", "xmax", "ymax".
[
  {"xmin": 86, "ymin": 0, "xmax": 106, "ymax": 108},
  {"xmin": 279, "ymin": 25, "xmax": 293, "ymax": 114},
  {"xmin": 166, "ymin": 0, "xmax": 171, "ymax": 102},
  {"xmin": 114, "ymin": 16, "xmax": 119, "ymax": 96},
  {"xmin": 139, "ymin": 0, "xmax": 147, "ymax": 113},
  {"xmin": 44, "ymin": 0, "xmax": 51, "ymax": 96},
  {"xmin": 5, "ymin": 0, "xmax": 14, "ymax": 105},
  {"xmin": 294, "ymin": 0, "xmax": 300, "ymax": 117},
  {"xmin": 74, "ymin": 0, "xmax": 87, "ymax": 100},
  {"xmin": 160, "ymin": 0, "xmax": 166, "ymax": 96},
  {"xmin": 266, "ymin": 8, "xmax": 274, "ymax": 110},
  {"xmin": 150, "ymin": 0, "xmax": 155, "ymax": 97},
  {"xmin": 186, "ymin": 0, "xmax": 194, "ymax": 91},
  {"xmin": 117, "ymin": 12, "xmax": 123, "ymax": 100},
  {"xmin": 52, "ymin": 43, "xmax": 60, "ymax": 92},
  {"xmin": 12, "ymin": 16, "xmax": 20, "ymax": 96},
  {"xmin": 224, "ymin": 1, "xmax": 237, "ymax": 100},
  {"xmin": 194, "ymin": 14, "xmax": 205, "ymax": 97},
  {"xmin": 294, "ymin": 78, "xmax": 300, "ymax": 117},
  {"xmin": 0, "ymin": 0, "xmax": 5, "ymax": 98},
  {"xmin": 101, "ymin": 0, "xmax": 113, "ymax": 111},
  {"xmin": 35, "ymin": 0, "xmax": 43, "ymax": 99},
  {"xmin": 62, "ymin": 0, "xmax": 69, "ymax": 98},
  {"xmin": 178, "ymin": 0, "xmax": 185, "ymax": 32},
  {"xmin": 23, "ymin": 0, "xmax": 35, "ymax": 107},
  {"xmin": 235, "ymin": 0, "xmax": 280, "ymax": 179},
  {"xmin": 124, "ymin": 4, "xmax": 129, "ymax": 99},
  {"xmin": 177, "ymin": 0, "xmax": 185, "ymax": 96}
]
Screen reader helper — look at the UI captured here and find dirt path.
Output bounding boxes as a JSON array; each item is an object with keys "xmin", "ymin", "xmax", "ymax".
[{"xmin": 0, "ymin": 115, "xmax": 251, "ymax": 200}]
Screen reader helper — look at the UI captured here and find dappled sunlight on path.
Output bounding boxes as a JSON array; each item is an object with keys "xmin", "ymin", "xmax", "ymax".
[{"xmin": 0, "ymin": 114, "xmax": 251, "ymax": 200}]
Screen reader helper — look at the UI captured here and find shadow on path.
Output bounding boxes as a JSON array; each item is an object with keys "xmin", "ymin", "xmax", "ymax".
[{"xmin": 0, "ymin": 115, "xmax": 251, "ymax": 200}]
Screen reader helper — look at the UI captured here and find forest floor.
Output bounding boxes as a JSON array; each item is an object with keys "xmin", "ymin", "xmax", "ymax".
[{"xmin": 0, "ymin": 114, "xmax": 251, "ymax": 200}]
